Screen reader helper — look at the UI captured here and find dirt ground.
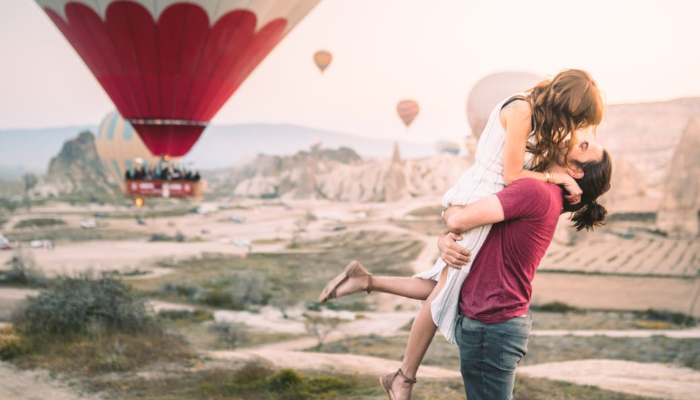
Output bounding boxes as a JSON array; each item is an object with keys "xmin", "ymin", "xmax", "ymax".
[
  {"xmin": 0, "ymin": 361, "xmax": 101, "ymax": 400},
  {"xmin": 518, "ymin": 359, "xmax": 700, "ymax": 400},
  {"xmin": 1, "ymin": 197, "xmax": 698, "ymax": 399}
]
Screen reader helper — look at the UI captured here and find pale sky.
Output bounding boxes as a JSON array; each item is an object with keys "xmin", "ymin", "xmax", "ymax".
[{"xmin": 1, "ymin": 0, "xmax": 699, "ymax": 144}]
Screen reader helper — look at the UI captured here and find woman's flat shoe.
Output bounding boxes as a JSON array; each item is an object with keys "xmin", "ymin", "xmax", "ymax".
[
  {"xmin": 318, "ymin": 260, "xmax": 372, "ymax": 303},
  {"xmin": 379, "ymin": 368, "xmax": 417, "ymax": 400}
]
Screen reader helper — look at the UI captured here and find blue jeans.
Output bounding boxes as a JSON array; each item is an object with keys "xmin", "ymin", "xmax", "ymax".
[{"xmin": 455, "ymin": 313, "xmax": 532, "ymax": 400}]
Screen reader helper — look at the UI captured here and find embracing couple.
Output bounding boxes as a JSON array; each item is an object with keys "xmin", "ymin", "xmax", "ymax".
[{"xmin": 319, "ymin": 69, "xmax": 614, "ymax": 399}]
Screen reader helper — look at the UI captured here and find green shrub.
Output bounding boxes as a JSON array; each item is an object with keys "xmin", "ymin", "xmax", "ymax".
[
  {"xmin": 161, "ymin": 282, "xmax": 199, "ymax": 299},
  {"xmin": 1, "ymin": 249, "xmax": 47, "ymax": 287},
  {"xmin": 201, "ymin": 288, "xmax": 241, "ymax": 309},
  {"xmin": 643, "ymin": 308, "xmax": 696, "ymax": 327},
  {"xmin": 534, "ymin": 301, "xmax": 578, "ymax": 313},
  {"xmin": 14, "ymin": 218, "xmax": 66, "ymax": 229},
  {"xmin": 12, "ymin": 273, "xmax": 156, "ymax": 336},
  {"xmin": 209, "ymin": 321, "xmax": 249, "ymax": 349},
  {"xmin": 158, "ymin": 309, "xmax": 213, "ymax": 323}
]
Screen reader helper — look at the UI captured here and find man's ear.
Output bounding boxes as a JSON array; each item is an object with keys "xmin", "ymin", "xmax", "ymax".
[{"xmin": 568, "ymin": 165, "xmax": 584, "ymax": 179}]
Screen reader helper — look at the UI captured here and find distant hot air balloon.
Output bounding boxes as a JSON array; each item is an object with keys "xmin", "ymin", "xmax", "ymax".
[
  {"xmin": 35, "ymin": 0, "xmax": 322, "ymax": 157},
  {"xmin": 95, "ymin": 111, "xmax": 179, "ymax": 189},
  {"xmin": 397, "ymin": 100, "xmax": 420, "ymax": 128},
  {"xmin": 314, "ymin": 50, "xmax": 332, "ymax": 73},
  {"xmin": 435, "ymin": 141, "xmax": 461, "ymax": 155},
  {"xmin": 466, "ymin": 71, "xmax": 541, "ymax": 139}
]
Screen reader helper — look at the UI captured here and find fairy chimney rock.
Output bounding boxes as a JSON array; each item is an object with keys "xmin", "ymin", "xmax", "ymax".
[{"xmin": 657, "ymin": 117, "xmax": 700, "ymax": 238}]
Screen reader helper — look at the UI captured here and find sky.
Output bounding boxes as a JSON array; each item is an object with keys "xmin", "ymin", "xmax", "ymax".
[{"xmin": 1, "ymin": 0, "xmax": 699, "ymax": 144}]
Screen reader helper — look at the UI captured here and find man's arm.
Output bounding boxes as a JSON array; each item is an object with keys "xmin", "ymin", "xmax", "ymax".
[{"xmin": 442, "ymin": 195, "xmax": 505, "ymax": 234}]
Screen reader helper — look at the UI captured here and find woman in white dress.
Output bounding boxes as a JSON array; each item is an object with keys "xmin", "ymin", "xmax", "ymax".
[{"xmin": 319, "ymin": 69, "xmax": 605, "ymax": 400}]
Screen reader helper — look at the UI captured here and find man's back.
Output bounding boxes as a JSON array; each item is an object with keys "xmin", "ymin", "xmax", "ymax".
[{"xmin": 459, "ymin": 178, "xmax": 564, "ymax": 323}]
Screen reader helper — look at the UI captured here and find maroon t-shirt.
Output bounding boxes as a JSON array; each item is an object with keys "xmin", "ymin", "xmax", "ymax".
[{"xmin": 459, "ymin": 178, "xmax": 564, "ymax": 324}]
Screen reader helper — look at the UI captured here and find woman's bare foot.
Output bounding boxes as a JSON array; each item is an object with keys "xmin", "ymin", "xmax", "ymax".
[{"xmin": 318, "ymin": 261, "xmax": 372, "ymax": 302}]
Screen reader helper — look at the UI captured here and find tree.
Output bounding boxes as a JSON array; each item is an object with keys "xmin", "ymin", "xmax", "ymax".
[{"xmin": 303, "ymin": 312, "xmax": 343, "ymax": 349}]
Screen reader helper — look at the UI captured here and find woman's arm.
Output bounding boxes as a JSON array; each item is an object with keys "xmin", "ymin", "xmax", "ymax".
[
  {"xmin": 501, "ymin": 100, "xmax": 543, "ymax": 186},
  {"xmin": 500, "ymin": 100, "xmax": 582, "ymax": 203}
]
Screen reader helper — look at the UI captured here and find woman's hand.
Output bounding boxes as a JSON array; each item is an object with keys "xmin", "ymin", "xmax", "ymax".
[
  {"xmin": 549, "ymin": 167, "xmax": 582, "ymax": 204},
  {"xmin": 438, "ymin": 232, "xmax": 471, "ymax": 269}
]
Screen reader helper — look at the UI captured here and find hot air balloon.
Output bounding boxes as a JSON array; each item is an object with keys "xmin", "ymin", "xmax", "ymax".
[
  {"xmin": 314, "ymin": 50, "xmax": 332, "ymax": 73},
  {"xmin": 435, "ymin": 141, "xmax": 461, "ymax": 155},
  {"xmin": 397, "ymin": 100, "xmax": 419, "ymax": 128},
  {"xmin": 466, "ymin": 71, "xmax": 540, "ymax": 139},
  {"xmin": 96, "ymin": 111, "xmax": 174, "ymax": 188},
  {"xmin": 36, "ymin": 0, "xmax": 322, "ymax": 157},
  {"xmin": 97, "ymin": 111, "xmax": 202, "ymax": 198}
]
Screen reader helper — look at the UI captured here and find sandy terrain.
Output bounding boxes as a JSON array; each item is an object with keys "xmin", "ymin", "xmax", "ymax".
[
  {"xmin": 518, "ymin": 359, "xmax": 700, "ymax": 400},
  {"xmin": 532, "ymin": 273, "xmax": 700, "ymax": 317},
  {"xmin": 0, "ymin": 361, "xmax": 101, "ymax": 400},
  {"xmin": 2, "ymin": 198, "xmax": 699, "ymax": 399},
  {"xmin": 209, "ymin": 349, "xmax": 462, "ymax": 379}
]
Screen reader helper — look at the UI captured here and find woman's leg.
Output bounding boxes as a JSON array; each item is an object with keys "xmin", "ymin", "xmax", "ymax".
[
  {"xmin": 390, "ymin": 267, "xmax": 449, "ymax": 399},
  {"xmin": 333, "ymin": 275, "xmax": 437, "ymax": 300},
  {"xmin": 371, "ymin": 276, "xmax": 436, "ymax": 300}
]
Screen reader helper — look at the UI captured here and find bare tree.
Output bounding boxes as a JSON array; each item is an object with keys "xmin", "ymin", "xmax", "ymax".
[{"xmin": 303, "ymin": 312, "xmax": 343, "ymax": 349}]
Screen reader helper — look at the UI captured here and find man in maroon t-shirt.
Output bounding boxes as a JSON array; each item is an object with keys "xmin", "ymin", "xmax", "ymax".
[{"xmin": 439, "ymin": 177, "xmax": 565, "ymax": 400}]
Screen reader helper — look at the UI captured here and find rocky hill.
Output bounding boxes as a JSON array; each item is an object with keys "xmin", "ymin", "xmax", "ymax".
[
  {"xmin": 35, "ymin": 131, "xmax": 117, "ymax": 197},
  {"xmin": 598, "ymin": 97, "xmax": 700, "ymax": 213},
  {"xmin": 210, "ymin": 144, "xmax": 473, "ymax": 202}
]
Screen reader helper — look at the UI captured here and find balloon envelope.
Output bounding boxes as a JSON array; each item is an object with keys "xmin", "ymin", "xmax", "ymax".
[
  {"xmin": 96, "ymin": 111, "xmax": 179, "ymax": 189},
  {"xmin": 466, "ymin": 72, "xmax": 541, "ymax": 139},
  {"xmin": 397, "ymin": 100, "xmax": 419, "ymax": 128},
  {"xmin": 435, "ymin": 141, "xmax": 461, "ymax": 155},
  {"xmin": 314, "ymin": 50, "xmax": 332, "ymax": 73},
  {"xmin": 36, "ymin": 0, "xmax": 322, "ymax": 156}
]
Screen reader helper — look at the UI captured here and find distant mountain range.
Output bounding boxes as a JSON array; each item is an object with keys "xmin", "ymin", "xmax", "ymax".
[{"xmin": 0, "ymin": 123, "xmax": 435, "ymax": 176}]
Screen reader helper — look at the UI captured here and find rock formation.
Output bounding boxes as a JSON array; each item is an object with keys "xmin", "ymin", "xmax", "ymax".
[
  {"xmin": 37, "ymin": 131, "xmax": 116, "ymax": 197},
  {"xmin": 597, "ymin": 97, "xmax": 700, "ymax": 213},
  {"xmin": 384, "ymin": 142, "xmax": 408, "ymax": 202},
  {"xmin": 656, "ymin": 117, "xmax": 700, "ymax": 238},
  {"xmin": 217, "ymin": 145, "xmax": 473, "ymax": 202}
]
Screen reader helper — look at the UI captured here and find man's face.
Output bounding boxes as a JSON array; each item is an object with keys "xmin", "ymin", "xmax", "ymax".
[{"xmin": 562, "ymin": 137, "xmax": 604, "ymax": 166}]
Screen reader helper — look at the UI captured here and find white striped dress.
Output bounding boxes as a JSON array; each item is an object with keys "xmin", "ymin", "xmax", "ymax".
[{"xmin": 414, "ymin": 93, "xmax": 535, "ymax": 345}]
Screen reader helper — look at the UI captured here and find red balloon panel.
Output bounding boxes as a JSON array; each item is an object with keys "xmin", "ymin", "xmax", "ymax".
[{"xmin": 43, "ymin": 1, "xmax": 288, "ymax": 156}]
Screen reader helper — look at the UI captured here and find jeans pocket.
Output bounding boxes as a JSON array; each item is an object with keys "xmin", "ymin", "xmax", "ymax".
[{"xmin": 499, "ymin": 332, "xmax": 529, "ymax": 371}]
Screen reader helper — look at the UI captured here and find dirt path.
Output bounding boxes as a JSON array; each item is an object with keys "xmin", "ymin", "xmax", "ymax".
[
  {"xmin": 531, "ymin": 328, "xmax": 700, "ymax": 338},
  {"xmin": 0, "ymin": 361, "xmax": 101, "ymax": 400},
  {"xmin": 209, "ymin": 349, "xmax": 461, "ymax": 379},
  {"xmin": 518, "ymin": 359, "xmax": 700, "ymax": 400}
]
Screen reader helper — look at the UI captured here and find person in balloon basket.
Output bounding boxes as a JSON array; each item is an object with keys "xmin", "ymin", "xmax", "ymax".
[{"xmin": 319, "ymin": 69, "xmax": 611, "ymax": 399}]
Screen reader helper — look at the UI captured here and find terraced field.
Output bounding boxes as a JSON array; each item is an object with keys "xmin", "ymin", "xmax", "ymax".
[{"xmin": 541, "ymin": 234, "xmax": 700, "ymax": 277}]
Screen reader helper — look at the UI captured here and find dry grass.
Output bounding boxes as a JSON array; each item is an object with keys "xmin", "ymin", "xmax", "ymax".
[
  {"xmin": 2, "ymin": 330, "xmax": 194, "ymax": 375},
  {"xmin": 133, "ymin": 230, "xmax": 423, "ymax": 311},
  {"xmin": 313, "ymin": 332, "xmax": 700, "ymax": 372}
]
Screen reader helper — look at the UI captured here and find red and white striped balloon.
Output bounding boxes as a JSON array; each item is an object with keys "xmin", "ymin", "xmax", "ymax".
[{"xmin": 397, "ymin": 99, "xmax": 419, "ymax": 128}]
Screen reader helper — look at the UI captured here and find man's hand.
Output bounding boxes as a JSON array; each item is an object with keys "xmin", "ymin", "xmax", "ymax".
[{"xmin": 438, "ymin": 232, "xmax": 471, "ymax": 269}]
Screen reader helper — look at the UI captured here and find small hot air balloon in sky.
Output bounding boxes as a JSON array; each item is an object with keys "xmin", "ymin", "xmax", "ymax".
[
  {"xmin": 35, "ymin": 0, "xmax": 322, "ymax": 157},
  {"xmin": 466, "ymin": 71, "xmax": 541, "ymax": 139},
  {"xmin": 95, "ymin": 111, "xmax": 179, "ymax": 189},
  {"xmin": 314, "ymin": 50, "xmax": 332, "ymax": 73},
  {"xmin": 397, "ymin": 100, "xmax": 420, "ymax": 128}
]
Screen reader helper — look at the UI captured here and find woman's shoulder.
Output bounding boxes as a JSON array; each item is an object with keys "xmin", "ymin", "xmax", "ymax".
[{"xmin": 499, "ymin": 94, "xmax": 533, "ymax": 130}]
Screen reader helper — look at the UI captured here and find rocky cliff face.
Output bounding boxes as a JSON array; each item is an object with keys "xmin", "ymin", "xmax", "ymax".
[
  {"xmin": 656, "ymin": 117, "xmax": 700, "ymax": 237},
  {"xmin": 598, "ymin": 97, "xmax": 700, "ymax": 214},
  {"xmin": 37, "ymin": 131, "xmax": 116, "ymax": 197},
  {"xmin": 214, "ymin": 145, "xmax": 473, "ymax": 202}
]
